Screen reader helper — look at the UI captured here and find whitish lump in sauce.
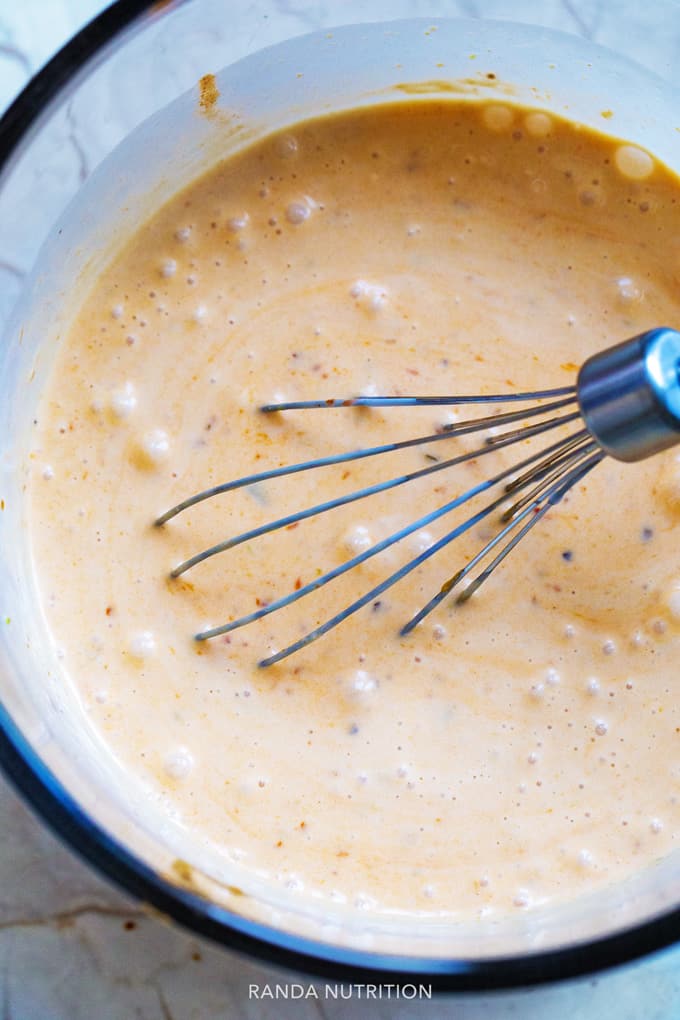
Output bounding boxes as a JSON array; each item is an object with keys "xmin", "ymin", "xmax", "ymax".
[{"xmin": 29, "ymin": 100, "xmax": 680, "ymax": 918}]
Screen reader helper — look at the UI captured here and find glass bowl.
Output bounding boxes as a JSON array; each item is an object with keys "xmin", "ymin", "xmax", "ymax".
[{"xmin": 0, "ymin": 0, "xmax": 678, "ymax": 989}]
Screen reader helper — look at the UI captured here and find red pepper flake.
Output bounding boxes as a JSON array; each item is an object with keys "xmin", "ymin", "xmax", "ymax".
[
  {"xmin": 255, "ymin": 597, "xmax": 271, "ymax": 608},
  {"xmin": 169, "ymin": 579, "xmax": 195, "ymax": 593},
  {"xmin": 276, "ymin": 840, "xmax": 283, "ymax": 847},
  {"xmin": 406, "ymin": 367, "xmax": 420, "ymax": 376},
  {"xmin": 294, "ymin": 577, "xmax": 302, "ymax": 591},
  {"xmin": 105, "ymin": 606, "xmax": 113, "ymax": 616},
  {"xmin": 285, "ymin": 522, "xmax": 299, "ymax": 531},
  {"xmin": 299, "ymin": 821, "xmax": 306, "ymax": 829}
]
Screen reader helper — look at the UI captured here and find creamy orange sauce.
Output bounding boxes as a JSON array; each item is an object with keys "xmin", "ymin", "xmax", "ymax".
[{"xmin": 29, "ymin": 100, "xmax": 680, "ymax": 919}]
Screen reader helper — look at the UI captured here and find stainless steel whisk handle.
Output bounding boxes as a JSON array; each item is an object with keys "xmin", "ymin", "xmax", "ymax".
[{"xmin": 577, "ymin": 327, "xmax": 680, "ymax": 463}]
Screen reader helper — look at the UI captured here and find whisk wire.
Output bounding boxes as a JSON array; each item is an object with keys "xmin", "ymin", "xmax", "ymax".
[
  {"xmin": 440, "ymin": 396, "xmax": 577, "ymax": 434},
  {"xmin": 400, "ymin": 446, "xmax": 604, "ymax": 634},
  {"xmin": 503, "ymin": 430, "xmax": 591, "ymax": 497},
  {"xmin": 195, "ymin": 475, "xmax": 498, "ymax": 641},
  {"xmin": 500, "ymin": 434, "xmax": 595, "ymax": 520},
  {"xmin": 170, "ymin": 409, "xmax": 581, "ymax": 577},
  {"xmin": 255, "ymin": 430, "xmax": 598, "ymax": 667},
  {"xmin": 455, "ymin": 450, "xmax": 604, "ymax": 604},
  {"xmin": 195, "ymin": 426, "xmax": 589, "ymax": 641},
  {"xmin": 260, "ymin": 386, "xmax": 576, "ymax": 412},
  {"xmin": 157, "ymin": 393, "xmax": 577, "ymax": 528},
  {"xmin": 156, "ymin": 328, "xmax": 680, "ymax": 665}
]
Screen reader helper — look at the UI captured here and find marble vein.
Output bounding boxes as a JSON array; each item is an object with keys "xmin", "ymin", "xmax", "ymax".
[
  {"xmin": 560, "ymin": 0, "xmax": 599, "ymax": 39},
  {"xmin": 1, "ymin": 954, "xmax": 10, "ymax": 1020},
  {"xmin": 275, "ymin": 0, "xmax": 326, "ymax": 30},
  {"xmin": 0, "ymin": 43, "xmax": 31, "ymax": 78},
  {"xmin": 0, "ymin": 904, "xmax": 145, "ymax": 933},
  {"xmin": 153, "ymin": 983, "xmax": 176, "ymax": 1020},
  {"xmin": 65, "ymin": 100, "xmax": 91, "ymax": 184},
  {"xmin": 313, "ymin": 996, "xmax": 332, "ymax": 1020},
  {"xmin": 455, "ymin": 0, "xmax": 482, "ymax": 18},
  {"xmin": 0, "ymin": 260, "xmax": 24, "ymax": 281}
]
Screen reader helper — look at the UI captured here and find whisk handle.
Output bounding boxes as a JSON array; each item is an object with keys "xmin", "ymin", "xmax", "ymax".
[{"xmin": 577, "ymin": 327, "xmax": 680, "ymax": 462}]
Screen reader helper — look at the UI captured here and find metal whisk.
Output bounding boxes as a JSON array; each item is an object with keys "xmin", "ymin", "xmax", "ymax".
[{"xmin": 156, "ymin": 328, "xmax": 680, "ymax": 666}]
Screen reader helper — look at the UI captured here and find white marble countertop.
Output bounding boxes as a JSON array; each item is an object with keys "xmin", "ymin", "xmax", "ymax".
[{"xmin": 1, "ymin": 2, "xmax": 679, "ymax": 1017}]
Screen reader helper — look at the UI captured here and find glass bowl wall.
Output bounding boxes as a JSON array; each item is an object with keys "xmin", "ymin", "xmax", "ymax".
[{"xmin": 0, "ymin": 0, "xmax": 678, "ymax": 988}]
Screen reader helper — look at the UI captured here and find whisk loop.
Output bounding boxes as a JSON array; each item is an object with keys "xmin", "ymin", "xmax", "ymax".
[{"xmin": 156, "ymin": 328, "xmax": 680, "ymax": 666}]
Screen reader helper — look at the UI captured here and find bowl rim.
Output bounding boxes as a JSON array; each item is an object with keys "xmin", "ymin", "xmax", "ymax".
[{"xmin": 0, "ymin": 0, "xmax": 678, "ymax": 990}]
